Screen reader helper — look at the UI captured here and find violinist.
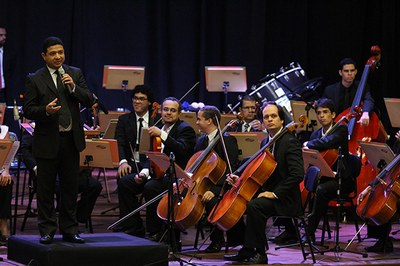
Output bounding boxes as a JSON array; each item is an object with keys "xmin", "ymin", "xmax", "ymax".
[
  {"xmin": 115, "ymin": 85, "xmax": 158, "ymax": 237},
  {"xmin": 303, "ymin": 98, "xmax": 355, "ymax": 242},
  {"xmin": 194, "ymin": 105, "xmax": 242, "ymax": 253},
  {"xmin": 144, "ymin": 96, "xmax": 196, "ymax": 245},
  {"xmin": 229, "ymin": 95, "xmax": 264, "ymax": 132},
  {"xmin": 322, "ymin": 57, "xmax": 374, "ymax": 126},
  {"xmin": 224, "ymin": 102, "xmax": 304, "ymax": 264},
  {"xmin": 357, "ymin": 129, "xmax": 400, "ymax": 253}
]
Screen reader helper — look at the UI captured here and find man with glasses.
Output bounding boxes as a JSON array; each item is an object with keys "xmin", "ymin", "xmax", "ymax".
[
  {"xmin": 229, "ymin": 95, "xmax": 264, "ymax": 132},
  {"xmin": 115, "ymin": 85, "xmax": 158, "ymax": 237}
]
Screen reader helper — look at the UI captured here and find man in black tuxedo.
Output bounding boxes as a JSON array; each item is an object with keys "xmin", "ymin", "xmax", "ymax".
[
  {"xmin": 23, "ymin": 37, "xmax": 94, "ymax": 244},
  {"xmin": 322, "ymin": 57, "xmax": 374, "ymax": 126},
  {"xmin": 224, "ymin": 102, "xmax": 304, "ymax": 264},
  {"xmin": 229, "ymin": 95, "xmax": 264, "ymax": 132},
  {"xmin": 193, "ymin": 105, "xmax": 241, "ymax": 253},
  {"xmin": 303, "ymin": 98, "xmax": 354, "ymax": 242}
]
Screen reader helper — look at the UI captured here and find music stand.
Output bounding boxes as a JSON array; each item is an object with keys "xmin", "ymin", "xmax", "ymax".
[
  {"xmin": 0, "ymin": 103, "xmax": 5, "ymax": 125},
  {"xmin": 220, "ymin": 114, "xmax": 238, "ymax": 128},
  {"xmin": 205, "ymin": 66, "xmax": 247, "ymax": 109},
  {"xmin": 144, "ymin": 152, "xmax": 189, "ymax": 181},
  {"xmin": 302, "ymin": 149, "xmax": 335, "ymax": 178},
  {"xmin": 0, "ymin": 140, "xmax": 15, "ymax": 168},
  {"xmin": 228, "ymin": 132, "xmax": 265, "ymax": 160},
  {"xmin": 291, "ymin": 101, "xmax": 321, "ymax": 131},
  {"xmin": 179, "ymin": 112, "xmax": 198, "ymax": 134},
  {"xmin": 384, "ymin": 98, "xmax": 400, "ymax": 128},
  {"xmin": 98, "ymin": 110, "xmax": 128, "ymax": 133},
  {"xmin": 358, "ymin": 141, "xmax": 395, "ymax": 171},
  {"xmin": 79, "ymin": 139, "xmax": 119, "ymax": 168},
  {"xmin": 102, "ymin": 65, "xmax": 145, "ymax": 91},
  {"xmin": 103, "ymin": 119, "xmax": 118, "ymax": 139}
]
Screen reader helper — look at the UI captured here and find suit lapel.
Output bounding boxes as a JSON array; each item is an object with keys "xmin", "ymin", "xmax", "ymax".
[{"xmin": 40, "ymin": 68, "xmax": 58, "ymax": 97}]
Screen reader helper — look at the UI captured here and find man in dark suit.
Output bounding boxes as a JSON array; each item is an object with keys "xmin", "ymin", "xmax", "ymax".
[
  {"xmin": 115, "ymin": 85, "xmax": 158, "ymax": 237},
  {"xmin": 23, "ymin": 36, "xmax": 94, "ymax": 244},
  {"xmin": 224, "ymin": 102, "xmax": 304, "ymax": 264},
  {"xmin": 303, "ymin": 98, "xmax": 354, "ymax": 242},
  {"xmin": 229, "ymin": 95, "xmax": 264, "ymax": 132},
  {"xmin": 194, "ymin": 105, "xmax": 241, "ymax": 253},
  {"xmin": 322, "ymin": 58, "xmax": 374, "ymax": 126}
]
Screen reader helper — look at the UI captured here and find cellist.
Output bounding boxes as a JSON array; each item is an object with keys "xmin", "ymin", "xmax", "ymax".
[
  {"xmin": 193, "ymin": 105, "xmax": 242, "ymax": 253},
  {"xmin": 357, "ymin": 129, "xmax": 400, "ymax": 253},
  {"xmin": 223, "ymin": 102, "xmax": 304, "ymax": 264},
  {"xmin": 303, "ymin": 98, "xmax": 355, "ymax": 241},
  {"xmin": 322, "ymin": 57, "xmax": 374, "ymax": 126}
]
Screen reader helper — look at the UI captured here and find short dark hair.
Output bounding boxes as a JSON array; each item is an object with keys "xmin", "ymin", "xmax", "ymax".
[
  {"xmin": 131, "ymin": 85, "xmax": 154, "ymax": 104},
  {"xmin": 42, "ymin": 36, "xmax": 64, "ymax": 54},
  {"xmin": 241, "ymin": 95, "xmax": 256, "ymax": 107},
  {"xmin": 261, "ymin": 101, "xmax": 285, "ymax": 123},
  {"xmin": 315, "ymin": 98, "xmax": 336, "ymax": 114},
  {"xmin": 163, "ymin": 96, "xmax": 182, "ymax": 112},
  {"xmin": 199, "ymin": 105, "xmax": 221, "ymax": 126},
  {"xmin": 339, "ymin": 58, "xmax": 357, "ymax": 70}
]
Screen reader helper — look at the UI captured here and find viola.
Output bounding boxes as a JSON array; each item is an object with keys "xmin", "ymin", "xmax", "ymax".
[
  {"xmin": 208, "ymin": 115, "xmax": 308, "ymax": 231},
  {"xmin": 356, "ymin": 154, "xmax": 400, "ymax": 225},
  {"xmin": 149, "ymin": 102, "xmax": 164, "ymax": 179},
  {"xmin": 156, "ymin": 116, "xmax": 244, "ymax": 230}
]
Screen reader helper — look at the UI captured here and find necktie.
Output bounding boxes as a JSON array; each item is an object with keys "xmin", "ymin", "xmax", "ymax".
[
  {"xmin": 0, "ymin": 50, "xmax": 3, "ymax": 89},
  {"xmin": 243, "ymin": 123, "xmax": 250, "ymax": 132},
  {"xmin": 138, "ymin": 117, "xmax": 144, "ymax": 143},
  {"xmin": 55, "ymin": 70, "xmax": 71, "ymax": 129}
]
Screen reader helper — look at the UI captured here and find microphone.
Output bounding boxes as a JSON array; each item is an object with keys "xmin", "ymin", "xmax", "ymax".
[
  {"xmin": 93, "ymin": 93, "xmax": 109, "ymax": 114},
  {"xmin": 13, "ymin": 99, "xmax": 20, "ymax": 121},
  {"xmin": 58, "ymin": 67, "xmax": 72, "ymax": 91}
]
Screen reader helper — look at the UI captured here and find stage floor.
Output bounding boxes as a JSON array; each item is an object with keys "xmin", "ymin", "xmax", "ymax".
[{"xmin": 1, "ymin": 169, "xmax": 400, "ymax": 265}]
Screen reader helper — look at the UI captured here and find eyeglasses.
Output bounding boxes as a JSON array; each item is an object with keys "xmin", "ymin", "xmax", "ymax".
[
  {"xmin": 133, "ymin": 96, "xmax": 148, "ymax": 102},
  {"xmin": 162, "ymin": 107, "xmax": 178, "ymax": 113}
]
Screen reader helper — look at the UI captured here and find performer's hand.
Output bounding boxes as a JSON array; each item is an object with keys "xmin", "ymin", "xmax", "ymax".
[
  {"xmin": 61, "ymin": 73, "xmax": 75, "ymax": 89},
  {"xmin": 226, "ymin": 173, "xmax": 238, "ymax": 186},
  {"xmin": 0, "ymin": 169, "xmax": 11, "ymax": 187},
  {"xmin": 357, "ymin": 112, "xmax": 370, "ymax": 126},
  {"xmin": 118, "ymin": 162, "xmax": 131, "ymax": 177},
  {"xmin": 257, "ymin": 191, "xmax": 276, "ymax": 199},
  {"xmin": 46, "ymin": 98, "xmax": 61, "ymax": 114},
  {"xmin": 202, "ymin": 191, "xmax": 215, "ymax": 202},
  {"xmin": 357, "ymin": 185, "xmax": 372, "ymax": 205},
  {"xmin": 251, "ymin": 120, "xmax": 265, "ymax": 131},
  {"xmin": 134, "ymin": 173, "xmax": 146, "ymax": 184},
  {"xmin": 148, "ymin": 126, "xmax": 162, "ymax": 137}
]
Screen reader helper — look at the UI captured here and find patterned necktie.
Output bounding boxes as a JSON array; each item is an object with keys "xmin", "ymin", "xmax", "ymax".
[
  {"xmin": 243, "ymin": 123, "xmax": 250, "ymax": 132},
  {"xmin": 55, "ymin": 70, "xmax": 71, "ymax": 129}
]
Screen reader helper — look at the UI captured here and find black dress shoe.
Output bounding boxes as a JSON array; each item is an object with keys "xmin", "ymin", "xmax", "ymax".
[
  {"xmin": 273, "ymin": 230, "xmax": 297, "ymax": 245},
  {"xmin": 223, "ymin": 248, "xmax": 254, "ymax": 261},
  {"xmin": 365, "ymin": 238, "xmax": 394, "ymax": 253},
  {"xmin": 205, "ymin": 241, "xmax": 222, "ymax": 253},
  {"xmin": 63, "ymin": 234, "xmax": 85, "ymax": 244},
  {"xmin": 241, "ymin": 252, "xmax": 268, "ymax": 265},
  {"xmin": 39, "ymin": 235, "xmax": 53, "ymax": 244}
]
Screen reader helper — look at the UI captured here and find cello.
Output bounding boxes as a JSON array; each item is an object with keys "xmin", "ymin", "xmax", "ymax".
[
  {"xmin": 208, "ymin": 115, "xmax": 308, "ymax": 231},
  {"xmin": 335, "ymin": 45, "xmax": 387, "ymax": 202},
  {"xmin": 156, "ymin": 116, "xmax": 243, "ymax": 230},
  {"xmin": 356, "ymin": 154, "xmax": 400, "ymax": 225}
]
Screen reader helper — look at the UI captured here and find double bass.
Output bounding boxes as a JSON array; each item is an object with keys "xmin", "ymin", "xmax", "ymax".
[
  {"xmin": 156, "ymin": 117, "xmax": 243, "ymax": 230},
  {"xmin": 208, "ymin": 115, "xmax": 308, "ymax": 231},
  {"xmin": 356, "ymin": 154, "xmax": 400, "ymax": 225}
]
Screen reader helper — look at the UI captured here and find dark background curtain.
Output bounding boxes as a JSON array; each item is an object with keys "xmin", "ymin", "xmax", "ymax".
[{"xmin": 1, "ymin": 0, "xmax": 400, "ymax": 138}]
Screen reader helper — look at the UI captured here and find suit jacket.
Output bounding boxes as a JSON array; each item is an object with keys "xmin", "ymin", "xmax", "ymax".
[
  {"xmin": 115, "ymin": 111, "xmax": 159, "ymax": 168},
  {"xmin": 322, "ymin": 80, "xmax": 374, "ymax": 115},
  {"xmin": 23, "ymin": 64, "xmax": 94, "ymax": 159},
  {"xmin": 307, "ymin": 124, "xmax": 352, "ymax": 181},
  {"xmin": 194, "ymin": 133, "xmax": 239, "ymax": 195},
  {"xmin": 162, "ymin": 119, "xmax": 196, "ymax": 169},
  {"xmin": 2, "ymin": 47, "xmax": 16, "ymax": 104},
  {"xmin": 259, "ymin": 131, "xmax": 304, "ymax": 216}
]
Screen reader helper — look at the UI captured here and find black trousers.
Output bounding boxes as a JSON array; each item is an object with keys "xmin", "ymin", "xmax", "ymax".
[
  {"xmin": 36, "ymin": 133, "xmax": 80, "ymax": 237},
  {"xmin": 0, "ymin": 181, "xmax": 13, "ymax": 219}
]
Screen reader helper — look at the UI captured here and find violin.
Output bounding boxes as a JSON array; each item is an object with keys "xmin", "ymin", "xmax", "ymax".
[
  {"xmin": 208, "ymin": 115, "xmax": 308, "ymax": 231},
  {"xmin": 149, "ymin": 102, "xmax": 164, "ymax": 179},
  {"xmin": 156, "ymin": 116, "xmax": 244, "ymax": 230},
  {"xmin": 356, "ymin": 154, "xmax": 400, "ymax": 225}
]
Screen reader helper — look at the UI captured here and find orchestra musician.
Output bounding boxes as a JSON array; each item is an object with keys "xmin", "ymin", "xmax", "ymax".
[
  {"xmin": 303, "ymin": 98, "xmax": 355, "ymax": 242},
  {"xmin": 193, "ymin": 105, "xmax": 242, "ymax": 253},
  {"xmin": 228, "ymin": 95, "xmax": 264, "ymax": 132},
  {"xmin": 223, "ymin": 102, "xmax": 304, "ymax": 264},
  {"xmin": 115, "ymin": 85, "xmax": 158, "ymax": 237},
  {"xmin": 356, "ymin": 129, "xmax": 400, "ymax": 253},
  {"xmin": 322, "ymin": 57, "xmax": 374, "ymax": 126},
  {"xmin": 0, "ymin": 125, "xmax": 12, "ymax": 246}
]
